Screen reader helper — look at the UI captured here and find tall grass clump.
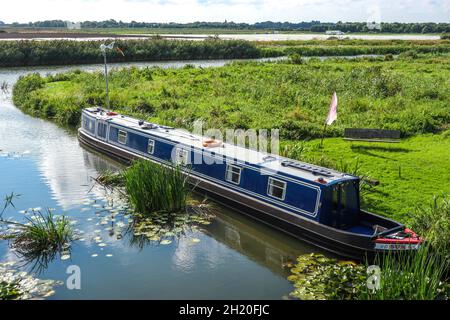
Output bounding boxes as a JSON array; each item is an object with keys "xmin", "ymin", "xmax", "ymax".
[
  {"xmin": 359, "ymin": 244, "xmax": 448, "ymax": 300},
  {"xmin": 123, "ymin": 160, "xmax": 189, "ymax": 214},
  {"xmin": 9, "ymin": 210, "xmax": 74, "ymax": 257},
  {"xmin": 408, "ymin": 194, "xmax": 450, "ymax": 252}
]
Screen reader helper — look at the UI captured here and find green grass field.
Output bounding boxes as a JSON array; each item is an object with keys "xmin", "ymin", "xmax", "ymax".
[
  {"xmin": 12, "ymin": 53, "xmax": 450, "ymax": 223},
  {"xmin": 284, "ymin": 135, "xmax": 450, "ymax": 222}
]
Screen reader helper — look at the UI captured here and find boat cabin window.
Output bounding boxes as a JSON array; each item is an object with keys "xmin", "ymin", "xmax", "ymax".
[
  {"xmin": 147, "ymin": 139, "xmax": 155, "ymax": 154},
  {"xmin": 175, "ymin": 148, "xmax": 189, "ymax": 165},
  {"xmin": 225, "ymin": 164, "xmax": 242, "ymax": 185},
  {"xmin": 118, "ymin": 130, "xmax": 127, "ymax": 144},
  {"xmin": 267, "ymin": 177, "xmax": 286, "ymax": 200}
]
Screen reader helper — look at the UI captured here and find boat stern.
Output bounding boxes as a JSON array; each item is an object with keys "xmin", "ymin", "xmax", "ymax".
[{"xmin": 373, "ymin": 228, "xmax": 423, "ymax": 251}]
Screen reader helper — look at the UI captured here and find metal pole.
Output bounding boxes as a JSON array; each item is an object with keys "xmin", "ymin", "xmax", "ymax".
[{"xmin": 103, "ymin": 51, "xmax": 110, "ymax": 110}]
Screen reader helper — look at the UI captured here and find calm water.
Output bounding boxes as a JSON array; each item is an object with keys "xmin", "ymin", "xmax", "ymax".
[
  {"xmin": 0, "ymin": 33, "xmax": 440, "ymax": 41},
  {"xmin": 0, "ymin": 59, "xmax": 328, "ymax": 299}
]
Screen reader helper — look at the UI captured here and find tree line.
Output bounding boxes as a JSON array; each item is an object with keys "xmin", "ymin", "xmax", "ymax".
[{"xmin": 5, "ymin": 20, "xmax": 450, "ymax": 33}]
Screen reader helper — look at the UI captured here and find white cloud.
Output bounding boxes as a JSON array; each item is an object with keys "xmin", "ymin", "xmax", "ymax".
[{"xmin": 1, "ymin": 0, "xmax": 449, "ymax": 23}]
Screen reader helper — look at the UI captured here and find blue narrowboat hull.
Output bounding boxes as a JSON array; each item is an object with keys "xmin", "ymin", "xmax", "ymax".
[{"xmin": 78, "ymin": 127, "xmax": 419, "ymax": 261}]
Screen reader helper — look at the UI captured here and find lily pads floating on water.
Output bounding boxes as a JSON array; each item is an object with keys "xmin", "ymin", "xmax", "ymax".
[
  {"xmin": 287, "ymin": 253, "xmax": 365, "ymax": 300},
  {"xmin": 160, "ymin": 240, "xmax": 172, "ymax": 245},
  {"xmin": 0, "ymin": 262, "xmax": 62, "ymax": 300}
]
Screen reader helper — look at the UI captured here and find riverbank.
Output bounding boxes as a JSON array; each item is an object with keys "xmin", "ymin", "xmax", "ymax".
[
  {"xmin": 12, "ymin": 54, "xmax": 450, "ymax": 222},
  {"xmin": 0, "ymin": 39, "xmax": 260, "ymax": 67},
  {"xmin": 1, "ymin": 38, "xmax": 449, "ymax": 67}
]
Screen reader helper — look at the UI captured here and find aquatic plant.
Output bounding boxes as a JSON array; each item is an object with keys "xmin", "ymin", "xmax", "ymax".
[
  {"xmin": 0, "ymin": 281, "xmax": 21, "ymax": 300},
  {"xmin": 288, "ymin": 253, "xmax": 366, "ymax": 300},
  {"xmin": 1, "ymin": 192, "xmax": 19, "ymax": 219},
  {"xmin": 1, "ymin": 81, "xmax": 8, "ymax": 93},
  {"xmin": 0, "ymin": 262, "xmax": 61, "ymax": 300},
  {"xmin": 96, "ymin": 170, "xmax": 125, "ymax": 187},
  {"xmin": 1, "ymin": 210, "xmax": 74, "ymax": 271},
  {"xmin": 408, "ymin": 194, "xmax": 450, "ymax": 252},
  {"xmin": 123, "ymin": 160, "xmax": 189, "ymax": 214},
  {"xmin": 128, "ymin": 203, "xmax": 213, "ymax": 248},
  {"xmin": 359, "ymin": 244, "xmax": 449, "ymax": 300}
]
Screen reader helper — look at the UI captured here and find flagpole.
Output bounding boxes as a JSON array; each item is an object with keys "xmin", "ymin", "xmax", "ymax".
[
  {"xmin": 320, "ymin": 122, "xmax": 327, "ymax": 149},
  {"xmin": 103, "ymin": 50, "xmax": 110, "ymax": 110}
]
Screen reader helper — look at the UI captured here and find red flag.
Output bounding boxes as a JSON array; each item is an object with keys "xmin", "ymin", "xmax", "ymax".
[{"xmin": 325, "ymin": 92, "xmax": 338, "ymax": 125}]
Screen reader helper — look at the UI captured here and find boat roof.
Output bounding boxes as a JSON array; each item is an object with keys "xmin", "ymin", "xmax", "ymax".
[{"xmin": 83, "ymin": 108, "xmax": 357, "ymax": 185}]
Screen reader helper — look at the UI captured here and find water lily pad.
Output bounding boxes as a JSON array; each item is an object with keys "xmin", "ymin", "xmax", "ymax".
[
  {"xmin": 160, "ymin": 240, "xmax": 172, "ymax": 245},
  {"xmin": 91, "ymin": 254, "xmax": 98, "ymax": 257},
  {"xmin": 98, "ymin": 243, "xmax": 107, "ymax": 247},
  {"xmin": 191, "ymin": 238, "xmax": 201, "ymax": 243},
  {"xmin": 61, "ymin": 254, "xmax": 71, "ymax": 261},
  {"xmin": 106, "ymin": 254, "xmax": 113, "ymax": 257}
]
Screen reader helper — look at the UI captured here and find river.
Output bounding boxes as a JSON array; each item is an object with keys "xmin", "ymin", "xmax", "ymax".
[
  {"xmin": 0, "ymin": 58, "xmax": 329, "ymax": 299},
  {"xmin": 0, "ymin": 33, "xmax": 440, "ymax": 42}
]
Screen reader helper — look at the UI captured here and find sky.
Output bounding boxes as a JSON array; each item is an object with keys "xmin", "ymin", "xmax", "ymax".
[{"xmin": 1, "ymin": 0, "xmax": 449, "ymax": 24}]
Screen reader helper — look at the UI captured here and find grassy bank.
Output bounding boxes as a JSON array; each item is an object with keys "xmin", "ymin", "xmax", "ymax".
[
  {"xmin": 1, "ymin": 38, "xmax": 449, "ymax": 68},
  {"xmin": 0, "ymin": 39, "xmax": 260, "ymax": 67},
  {"xmin": 13, "ymin": 54, "xmax": 450, "ymax": 136},
  {"xmin": 284, "ymin": 135, "xmax": 450, "ymax": 222}
]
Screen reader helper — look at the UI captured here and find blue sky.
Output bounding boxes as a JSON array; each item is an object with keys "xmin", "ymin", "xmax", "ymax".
[{"xmin": 2, "ymin": 0, "xmax": 449, "ymax": 23}]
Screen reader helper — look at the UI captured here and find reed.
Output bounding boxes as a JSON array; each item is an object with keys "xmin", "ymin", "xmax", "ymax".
[
  {"xmin": 408, "ymin": 194, "xmax": 450, "ymax": 252},
  {"xmin": 7, "ymin": 210, "xmax": 73, "ymax": 257},
  {"xmin": 359, "ymin": 244, "xmax": 449, "ymax": 300},
  {"xmin": 123, "ymin": 160, "xmax": 189, "ymax": 214}
]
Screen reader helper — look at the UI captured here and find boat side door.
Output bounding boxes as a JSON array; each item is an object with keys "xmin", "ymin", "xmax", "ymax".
[{"xmin": 95, "ymin": 119, "xmax": 109, "ymax": 141}]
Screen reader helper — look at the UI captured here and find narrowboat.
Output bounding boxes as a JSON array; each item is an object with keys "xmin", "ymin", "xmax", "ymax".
[{"xmin": 78, "ymin": 107, "xmax": 422, "ymax": 260}]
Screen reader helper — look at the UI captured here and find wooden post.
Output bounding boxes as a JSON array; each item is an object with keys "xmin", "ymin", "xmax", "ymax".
[{"xmin": 320, "ymin": 122, "xmax": 327, "ymax": 148}]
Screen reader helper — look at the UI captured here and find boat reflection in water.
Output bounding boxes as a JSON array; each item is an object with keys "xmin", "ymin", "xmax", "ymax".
[{"xmin": 198, "ymin": 205, "xmax": 329, "ymax": 277}]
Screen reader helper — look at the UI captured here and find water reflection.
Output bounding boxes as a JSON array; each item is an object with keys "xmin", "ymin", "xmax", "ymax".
[{"xmin": 200, "ymin": 208, "xmax": 323, "ymax": 277}]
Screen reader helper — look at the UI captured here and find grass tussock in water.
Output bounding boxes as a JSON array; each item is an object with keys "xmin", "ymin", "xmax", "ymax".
[
  {"xmin": 4, "ymin": 210, "xmax": 73, "ymax": 259},
  {"xmin": 123, "ymin": 160, "xmax": 189, "ymax": 214}
]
